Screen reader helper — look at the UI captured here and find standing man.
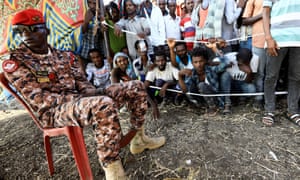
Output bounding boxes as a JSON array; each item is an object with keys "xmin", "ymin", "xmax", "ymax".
[
  {"xmin": 180, "ymin": 0, "xmax": 195, "ymax": 51},
  {"xmin": 139, "ymin": 0, "xmax": 166, "ymax": 55},
  {"xmin": 242, "ymin": 0, "xmax": 265, "ymax": 110},
  {"xmin": 115, "ymin": 0, "xmax": 152, "ymax": 60},
  {"xmin": 5, "ymin": 9, "xmax": 165, "ymax": 179},
  {"xmin": 80, "ymin": 0, "xmax": 105, "ymax": 70},
  {"xmin": 262, "ymin": 0, "xmax": 300, "ymax": 126},
  {"xmin": 164, "ymin": 0, "xmax": 181, "ymax": 40}
]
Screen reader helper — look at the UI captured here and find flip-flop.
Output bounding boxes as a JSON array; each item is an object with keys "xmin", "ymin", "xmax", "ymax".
[
  {"xmin": 262, "ymin": 112, "xmax": 275, "ymax": 126},
  {"xmin": 287, "ymin": 113, "xmax": 300, "ymax": 127}
]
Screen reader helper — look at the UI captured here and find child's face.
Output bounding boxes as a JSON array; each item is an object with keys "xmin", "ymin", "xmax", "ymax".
[
  {"xmin": 192, "ymin": 56, "xmax": 206, "ymax": 72},
  {"xmin": 116, "ymin": 56, "xmax": 129, "ymax": 70},
  {"xmin": 89, "ymin": 51, "xmax": 103, "ymax": 68}
]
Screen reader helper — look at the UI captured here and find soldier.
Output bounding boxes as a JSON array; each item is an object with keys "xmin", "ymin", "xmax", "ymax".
[{"xmin": 4, "ymin": 9, "xmax": 165, "ymax": 180}]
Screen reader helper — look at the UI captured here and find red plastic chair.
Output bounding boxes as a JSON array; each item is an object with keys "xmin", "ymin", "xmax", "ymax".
[{"xmin": 0, "ymin": 72, "xmax": 137, "ymax": 180}]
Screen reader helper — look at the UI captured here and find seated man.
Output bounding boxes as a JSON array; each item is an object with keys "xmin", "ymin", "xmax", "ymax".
[
  {"xmin": 228, "ymin": 48, "xmax": 256, "ymax": 103},
  {"xmin": 4, "ymin": 9, "xmax": 165, "ymax": 180},
  {"xmin": 144, "ymin": 50, "xmax": 179, "ymax": 106},
  {"xmin": 178, "ymin": 46, "xmax": 232, "ymax": 116}
]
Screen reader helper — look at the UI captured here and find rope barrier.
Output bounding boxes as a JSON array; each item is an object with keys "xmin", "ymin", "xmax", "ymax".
[
  {"xmin": 149, "ymin": 85, "xmax": 288, "ymax": 97},
  {"xmin": 102, "ymin": 20, "xmax": 265, "ymax": 44}
]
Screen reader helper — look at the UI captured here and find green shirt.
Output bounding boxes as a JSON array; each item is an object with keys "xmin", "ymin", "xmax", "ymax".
[{"xmin": 107, "ymin": 20, "xmax": 126, "ymax": 53}]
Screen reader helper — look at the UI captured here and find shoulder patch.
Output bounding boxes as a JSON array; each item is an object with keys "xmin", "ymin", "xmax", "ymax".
[
  {"xmin": 2, "ymin": 60, "xmax": 19, "ymax": 73},
  {"xmin": 69, "ymin": 52, "xmax": 76, "ymax": 66}
]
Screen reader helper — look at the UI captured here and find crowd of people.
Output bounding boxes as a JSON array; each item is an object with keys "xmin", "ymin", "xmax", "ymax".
[
  {"xmin": 81, "ymin": 0, "xmax": 299, "ymax": 122},
  {"xmin": 1, "ymin": 0, "xmax": 300, "ymax": 179}
]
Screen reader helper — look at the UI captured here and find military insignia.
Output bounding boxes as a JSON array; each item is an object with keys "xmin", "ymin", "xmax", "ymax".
[
  {"xmin": 69, "ymin": 53, "xmax": 75, "ymax": 66},
  {"xmin": 48, "ymin": 72, "xmax": 56, "ymax": 81},
  {"xmin": 37, "ymin": 77, "xmax": 50, "ymax": 83},
  {"xmin": 2, "ymin": 60, "xmax": 19, "ymax": 73},
  {"xmin": 36, "ymin": 71, "xmax": 48, "ymax": 76},
  {"xmin": 32, "ymin": 15, "xmax": 41, "ymax": 22}
]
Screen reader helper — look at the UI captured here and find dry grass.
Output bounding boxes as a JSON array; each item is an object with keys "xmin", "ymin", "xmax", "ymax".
[{"xmin": 1, "ymin": 100, "xmax": 300, "ymax": 179}]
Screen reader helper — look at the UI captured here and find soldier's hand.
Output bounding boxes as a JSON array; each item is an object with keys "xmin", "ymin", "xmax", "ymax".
[{"xmin": 95, "ymin": 87, "xmax": 106, "ymax": 95}]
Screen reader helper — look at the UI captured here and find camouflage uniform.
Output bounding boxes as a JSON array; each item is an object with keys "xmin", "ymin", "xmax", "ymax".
[{"xmin": 4, "ymin": 44, "xmax": 147, "ymax": 165}]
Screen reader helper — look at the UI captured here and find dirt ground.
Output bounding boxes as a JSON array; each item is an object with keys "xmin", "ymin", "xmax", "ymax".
[{"xmin": 1, "ymin": 98, "xmax": 300, "ymax": 180}]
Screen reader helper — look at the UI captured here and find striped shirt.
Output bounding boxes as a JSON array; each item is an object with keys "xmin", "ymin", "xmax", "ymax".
[
  {"xmin": 263, "ymin": 0, "xmax": 300, "ymax": 47},
  {"xmin": 180, "ymin": 15, "xmax": 195, "ymax": 51}
]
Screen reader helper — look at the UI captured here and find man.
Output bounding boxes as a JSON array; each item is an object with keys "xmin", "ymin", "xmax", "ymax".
[
  {"xmin": 80, "ymin": 0, "xmax": 105, "ymax": 70},
  {"xmin": 242, "ymin": 0, "xmax": 265, "ymax": 110},
  {"xmin": 4, "ymin": 9, "xmax": 165, "ymax": 179},
  {"xmin": 138, "ymin": 0, "xmax": 166, "ymax": 55},
  {"xmin": 164, "ymin": 0, "xmax": 181, "ymax": 40},
  {"xmin": 262, "ymin": 0, "xmax": 300, "ymax": 127},
  {"xmin": 158, "ymin": 0, "xmax": 168, "ymax": 16},
  {"xmin": 168, "ymin": 39, "xmax": 193, "ymax": 70},
  {"xmin": 115, "ymin": 0, "xmax": 152, "ymax": 60},
  {"xmin": 144, "ymin": 50, "xmax": 179, "ymax": 105},
  {"xmin": 199, "ymin": 0, "xmax": 246, "ymax": 52},
  {"xmin": 178, "ymin": 46, "xmax": 230, "ymax": 116},
  {"xmin": 180, "ymin": 0, "xmax": 195, "ymax": 51}
]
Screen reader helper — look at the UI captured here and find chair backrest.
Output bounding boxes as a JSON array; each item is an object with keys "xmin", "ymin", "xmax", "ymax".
[{"xmin": 0, "ymin": 72, "xmax": 44, "ymax": 131}]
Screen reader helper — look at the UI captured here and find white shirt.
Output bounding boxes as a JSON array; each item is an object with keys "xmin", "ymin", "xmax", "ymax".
[
  {"xmin": 133, "ymin": 55, "xmax": 153, "ymax": 81},
  {"xmin": 146, "ymin": 5, "xmax": 166, "ymax": 46},
  {"xmin": 146, "ymin": 62, "xmax": 179, "ymax": 82},
  {"xmin": 164, "ymin": 14, "xmax": 181, "ymax": 40},
  {"xmin": 85, "ymin": 60, "xmax": 111, "ymax": 88}
]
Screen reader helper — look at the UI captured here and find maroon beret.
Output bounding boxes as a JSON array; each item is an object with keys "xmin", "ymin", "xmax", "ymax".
[{"xmin": 12, "ymin": 9, "xmax": 45, "ymax": 25}]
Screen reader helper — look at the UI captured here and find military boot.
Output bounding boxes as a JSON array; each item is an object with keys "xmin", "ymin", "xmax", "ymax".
[
  {"xmin": 102, "ymin": 160, "xmax": 127, "ymax": 180},
  {"xmin": 130, "ymin": 126, "xmax": 166, "ymax": 154}
]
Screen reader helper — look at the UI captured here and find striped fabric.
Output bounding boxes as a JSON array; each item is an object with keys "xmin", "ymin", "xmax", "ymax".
[
  {"xmin": 180, "ymin": 16, "xmax": 195, "ymax": 51},
  {"xmin": 0, "ymin": 0, "xmax": 86, "ymax": 56},
  {"xmin": 201, "ymin": 0, "xmax": 226, "ymax": 39},
  {"xmin": 263, "ymin": 0, "xmax": 300, "ymax": 47}
]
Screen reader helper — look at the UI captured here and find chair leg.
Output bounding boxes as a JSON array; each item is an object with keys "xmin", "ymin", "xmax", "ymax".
[
  {"xmin": 44, "ymin": 135, "xmax": 54, "ymax": 176},
  {"xmin": 67, "ymin": 128, "xmax": 93, "ymax": 180}
]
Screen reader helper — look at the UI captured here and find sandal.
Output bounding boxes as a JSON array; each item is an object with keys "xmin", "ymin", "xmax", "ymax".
[
  {"xmin": 262, "ymin": 112, "xmax": 275, "ymax": 126},
  {"xmin": 223, "ymin": 104, "xmax": 232, "ymax": 115},
  {"xmin": 287, "ymin": 113, "xmax": 300, "ymax": 127},
  {"xmin": 207, "ymin": 106, "xmax": 218, "ymax": 117}
]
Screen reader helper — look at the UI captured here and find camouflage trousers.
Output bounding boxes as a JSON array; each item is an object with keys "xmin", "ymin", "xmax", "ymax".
[{"xmin": 52, "ymin": 80, "xmax": 147, "ymax": 165}]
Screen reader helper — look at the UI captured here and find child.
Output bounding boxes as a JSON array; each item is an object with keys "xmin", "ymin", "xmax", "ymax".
[
  {"xmin": 133, "ymin": 40, "xmax": 153, "ymax": 82},
  {"xmin": 85, "ymin": 49, "xmax": 111, "ymax": 88}
]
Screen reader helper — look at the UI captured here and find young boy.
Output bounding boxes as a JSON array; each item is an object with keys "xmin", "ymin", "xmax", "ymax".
[
  {"xmin": 133, "ymin": 40, "xmax": 153, "ymax": 82},
  {"xmin": 85, "ymin": 49, "xmax": 111, "ymax": 88}
]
